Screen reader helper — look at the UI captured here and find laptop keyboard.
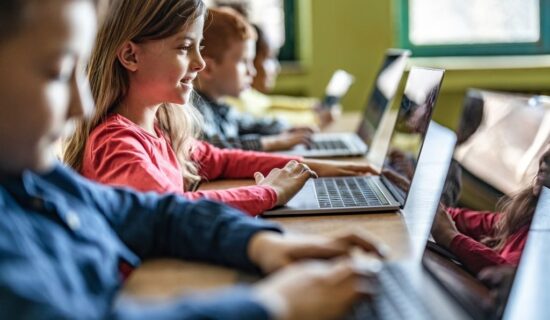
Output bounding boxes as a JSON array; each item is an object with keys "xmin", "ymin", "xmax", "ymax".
[
  {"xmin": 314, "ymin": 177, "xmax": 390, "ymax": 208},
  {"xmin": 346, "ymin": 264, "xmax": 433, "ymax": 320},
  {"xmin": 310, "ymin": 139, "xmax": 349, "ymax": 150}
]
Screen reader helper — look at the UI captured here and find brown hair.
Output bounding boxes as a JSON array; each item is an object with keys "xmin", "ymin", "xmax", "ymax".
[
  {"xmin": 0, "ymin": 0, "xmax": 103, "ymax": 43},
  {"xmin": 64, "ymin": 0, "xmax": 206, "ymax": 185},
  {"xmin": 202, "ymin": 7, "xmax": 256, "ymax": 63},
  {"xmin": 482, "ymin": 182, "xmax": 538, "ymax": 251}
]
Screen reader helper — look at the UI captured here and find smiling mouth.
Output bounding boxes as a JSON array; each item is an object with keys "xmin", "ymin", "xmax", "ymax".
[{"xmin": 181, "ymin": 76, "xmax": 195, "ymax": 84}]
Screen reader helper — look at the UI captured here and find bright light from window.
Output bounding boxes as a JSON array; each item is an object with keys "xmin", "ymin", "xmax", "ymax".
[
  {"xmin": 207, "ymin": 0, "xmax": 285, "ymax": 49},
  {"xmin": 409, "ymin": 0, "xmax": 540, "ymax": 45}
]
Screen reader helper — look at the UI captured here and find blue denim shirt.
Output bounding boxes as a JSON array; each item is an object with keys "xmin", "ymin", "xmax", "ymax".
[{"xmin": 0, "ymin": 163, "xmax": 281, "ymax": 319}]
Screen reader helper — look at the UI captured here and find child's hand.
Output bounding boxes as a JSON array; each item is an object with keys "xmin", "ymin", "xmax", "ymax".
[
  {"xmin": 248, "ymin": 231, "xmax": 387, "ymax": 274},
  {"xmin": 303, "ymin": 159, "xmax": 377, "ymax": 177},
  {"xmin": 261, "ymin": 132, "xmax": 313, "ymax": 151},
  {"xmin": 255, "ymin": 160, "xmax": 318, "ymax": 206},
  {"xmin": 431, "ymin": 206, "xmax": 459, "ymax": 248},
  {"xmin": 253, "ymin": 259, "xmax": 376, "ymax": 320},
  {"xmin": 286, "ymin": 126, "xmax": 318, "ymax": 134}
]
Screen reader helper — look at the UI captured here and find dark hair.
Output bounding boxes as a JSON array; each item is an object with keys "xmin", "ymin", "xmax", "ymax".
[
  {"xmin": 440, "ymin": 160, "xmax": 463, "ymax": 207},
  {"xmin": 0, "ymin": 0, "xmax": 25, "ymax": 43},
  {"xmin": 457, "ymin": 90, "xmax": 484, "ymax": 145},
  {"xmin": 252, "ymin": 24, "xmax": 269, "ymax": 57},
  {"xmin": 0, "ymin": 0, "xmax": 102, "ymax": 44}
]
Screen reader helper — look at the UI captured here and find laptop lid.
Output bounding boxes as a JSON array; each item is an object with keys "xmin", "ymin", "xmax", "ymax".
[
  {"xmin": 379, "ymin": 67, "xmax": 446, "ymax": 206},
  {"xmin": 419, "ymin": 101, "xmax": 548, "ymax": 318},
  {"xmin": 356, "ymin": 49, "xmax": 411, "ymax": 146}
]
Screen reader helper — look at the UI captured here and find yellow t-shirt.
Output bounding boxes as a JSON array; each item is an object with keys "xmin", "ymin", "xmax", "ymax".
[{"xmin": 223, "ymin": 89, "xmax": 320, "ymax": 127}]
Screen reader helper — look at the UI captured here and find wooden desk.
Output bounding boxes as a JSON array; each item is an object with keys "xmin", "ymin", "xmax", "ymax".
[{"xmin": 122, "ymin": 118, "xmax": 459, "ymax": 302}]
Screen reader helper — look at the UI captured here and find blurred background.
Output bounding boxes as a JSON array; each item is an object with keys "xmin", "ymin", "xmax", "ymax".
[{"xmin": 205, "ymin": 0, "xmax": 550, "ymax": 128}]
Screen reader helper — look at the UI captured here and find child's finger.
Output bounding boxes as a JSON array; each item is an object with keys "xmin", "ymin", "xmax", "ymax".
[{"xmin": 254, "ymin": 172, "xmax": 264, "ymax": 183}]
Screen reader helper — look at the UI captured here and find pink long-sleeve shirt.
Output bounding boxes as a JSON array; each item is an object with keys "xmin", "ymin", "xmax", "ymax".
[
  {"xmin": 81, "ymin": 114, "xmax": 301, "ymax": 215},
  {"xmin": 447, "ymin": 207, "xmax": 529, "ymax": 274}
]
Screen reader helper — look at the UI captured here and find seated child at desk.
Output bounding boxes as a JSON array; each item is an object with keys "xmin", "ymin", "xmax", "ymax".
[
  {"xmin": 225, "ymin": 21, "xmax": 340, "ymax": 128},
  {"xmin": 0, "ymin": 0, "xmax": 382, "ymax": 318},
  {"xmin": 431, "ymin": 146, "xmax": 550, "ymax": 275},
  {"xmin": 194, "ymin": 7, "xmax": 316, "ymax": 152},
  {"xmin": 64, "ymin": 0, "xmax": 375, "ymax": 216}
]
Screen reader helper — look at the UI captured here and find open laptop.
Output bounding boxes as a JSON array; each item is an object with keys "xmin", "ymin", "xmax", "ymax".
[
  {"xmin": 279, "ymin": 49, "xmax": 411, "ymax": 158},
  {"xmin": 354, "ymin": 164, "xmax": 547, "ymax": 319},
  {"xmin": 348, "ymin": 103, "xmax": 546, "ymax": 320},
  {"xmin": 347, "ymin": 167, "xmax": 492, "ymax": 320},
  {"xmin": 263, "ymin": 67, "xmax": 445, "ymax": 216}
]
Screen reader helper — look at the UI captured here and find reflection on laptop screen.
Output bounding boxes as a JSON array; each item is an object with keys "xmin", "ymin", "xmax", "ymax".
[
  {"xmin": 381, "ymin": 67, "xmax": 445, "ymax": 204},
  {"xmin": 357, "ymin": 50, "xmax": 410, "ymax": 146}
]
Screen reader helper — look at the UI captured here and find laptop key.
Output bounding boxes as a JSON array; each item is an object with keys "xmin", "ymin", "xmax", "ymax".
[{"xmin": 314, "ymin": 177, "xmax": 389, "ymax": 208}]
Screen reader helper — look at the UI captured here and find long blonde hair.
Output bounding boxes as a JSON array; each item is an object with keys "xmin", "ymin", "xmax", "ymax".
[
  {"xmin": 64, "ymin": 0, "xmax": 206, "ymax": 185},
  {"xmin": 482, "ymin": 181, "xmax": 538, "ymax": 251}
]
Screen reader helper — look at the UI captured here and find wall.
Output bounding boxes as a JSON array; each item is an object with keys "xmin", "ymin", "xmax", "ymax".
[{"xmin": 274, "ymin": 0, "xmax": 550, "ymax": 127}]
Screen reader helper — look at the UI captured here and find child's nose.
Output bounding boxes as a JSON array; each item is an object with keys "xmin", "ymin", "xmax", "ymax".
[{"xmin": 192, "ymin": 53, "xmax": 206, "ymax": 72}]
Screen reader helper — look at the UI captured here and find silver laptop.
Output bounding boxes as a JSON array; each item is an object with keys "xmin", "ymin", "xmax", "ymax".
[
  {"xmin": 280, "ymin": 49, "xmax": 410, "ymax": 158},
  {"xmin": 263, "ymin": 67, "xmax": 445, "ymax": 216}
]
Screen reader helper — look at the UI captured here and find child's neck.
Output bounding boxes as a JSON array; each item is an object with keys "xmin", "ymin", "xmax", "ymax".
[{"xmin": 116, "ymin": 94, "xmax": 160, "ymax": 137}]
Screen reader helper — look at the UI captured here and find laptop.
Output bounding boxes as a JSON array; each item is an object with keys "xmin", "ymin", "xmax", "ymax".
[
  {"xmin": 346, "ymin": 167, "xmax": 492, "ymax": 320},
  {"xmin": 279, "ymin": 49, "xmax": 411, "ymax": 158},
  {"xmin": 263, "ymin": 67, "xmax": 445, "ymax": 216},
  {"xmin": 348, "ymin": 102, "xmax": 545, "ymax": 320}
]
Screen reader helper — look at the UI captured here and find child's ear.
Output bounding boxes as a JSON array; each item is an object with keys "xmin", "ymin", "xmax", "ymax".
[
  {"xmin": 199, "ymin": 57, "xmax": 217, "ymax": 80},
  {"xmin": 117, "ymin": 41, "xmax": 139, "ymax": 72}
]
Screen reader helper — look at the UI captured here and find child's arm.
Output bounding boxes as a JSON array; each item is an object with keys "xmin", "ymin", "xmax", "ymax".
[
  {"xmin": 446, "ymin": 207, "xmax": 501, "ymax": 241},
  {"xmin": 0, "ymin": 265, "xmax": 271, "ymax": 320},
  {"xmin": 448, "ymin": 231, "xmax": 526, "ymax": 274},
  {"xmin": 233, "ymin": 108, "xmax": 289, "ymax": 136},
  {"xmin": 193, "ymin": 141, "xmax": 302, "ymax": 179},
  {"xmin": 85, "ymin": 178, "xmax": 282, "ymax": 269},
  {"xmin": 183, "ymin": 186, "xmax": 278, "ymax": 216}
]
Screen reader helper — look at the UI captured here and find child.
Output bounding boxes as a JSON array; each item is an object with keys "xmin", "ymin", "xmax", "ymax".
[
  {"xmin": 431, "ymin": 145, "xmax": 550, "ymax": 275},
  {"xmin": 0, "ymin": 0, "xmax": 382, "ymax": 318},
  {"xmin": 195, "ymin": 7, "xmax": 317, "ymax": 152},
  {"xmin": 227, "ymin": 21, "xmax": 340, "ymax": 129},
  {"xmin": 64, "ymin": 0, "xmax": 375, "ymax": 216}
]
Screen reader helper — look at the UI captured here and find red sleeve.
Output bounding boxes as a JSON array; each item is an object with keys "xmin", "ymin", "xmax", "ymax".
[
  {"xmin": 84, "ymin": 127, "xmax": 183, "ymax": 195},
  {"xmin": 192, "ymin": 141, "xmax": 302, "ymax": 180},
  {"xmin": 449, "ymin": 226, "xmax": 528, "ymax": 274},
  {"xmin": 446, "ymin": 207, "xmax": 501, "ymax": 241},
  {"xmin": 182, "ymin": 185, "xmax": 278, "ymax": 216}
]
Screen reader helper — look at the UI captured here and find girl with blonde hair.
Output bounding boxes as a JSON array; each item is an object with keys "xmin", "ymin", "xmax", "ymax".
[{"xmin": 64, "ymin": 0, "xmax": 375, "ymax": 215}]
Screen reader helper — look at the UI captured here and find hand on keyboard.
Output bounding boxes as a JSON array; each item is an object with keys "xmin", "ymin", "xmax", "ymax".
[
  {"xmin": 303, "ymin": 159, "xmax": 378, "ymax": 177},
  {"xmin": 253, "ymin": 259, "xmax": 375, "ymax": 320},
  {"xmin": 248, "ymin": 231, "xmax": 388, "ymax": 274},
  {"xmin": 255, "ymin": 160, "xmax": 318, "ymax": 206},
  {"xmin": 260, "ymin": 131, "xmax": 314, "ymax": 151}
]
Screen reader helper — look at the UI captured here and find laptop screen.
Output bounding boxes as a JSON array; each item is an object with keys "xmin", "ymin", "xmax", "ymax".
[
  {"xmin": 420, "ymin": 93, "xmax": 548, "ymax": 319},
  {"xmin": 380, "ymin": 67, "xmax": 445, "ymax": 205},
  {"xmin": 356, "ymin": 49, "xmax": 410, "ymax": 146}
]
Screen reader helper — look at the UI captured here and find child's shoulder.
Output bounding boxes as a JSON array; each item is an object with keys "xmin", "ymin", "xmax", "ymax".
[
  {"xmin": 88, "ymin": 114, "xmax": 159, "ymax": 151},
  {"xmin": 91, "ymin": 114, "xmax": 146, "ymax": 139}
]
